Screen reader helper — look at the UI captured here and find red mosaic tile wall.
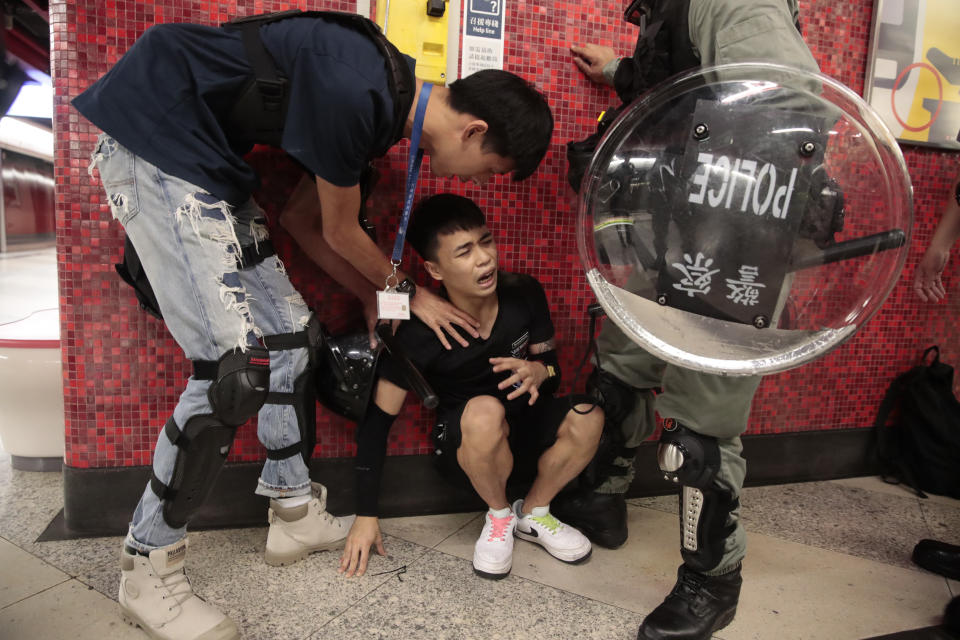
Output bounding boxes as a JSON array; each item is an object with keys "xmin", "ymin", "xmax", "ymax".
[{"xmin": 53, "ymin": 0, "xmax": 960, "ymax": 469}]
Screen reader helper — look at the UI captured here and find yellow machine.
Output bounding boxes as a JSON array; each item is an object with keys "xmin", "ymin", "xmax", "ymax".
[{"xmin": 377, "ymin": 0, "xmax": 450, "ymax": 85}]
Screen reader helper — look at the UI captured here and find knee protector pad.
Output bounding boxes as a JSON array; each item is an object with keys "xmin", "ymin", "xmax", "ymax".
[
  {"xmin": 658, "ymin": 421, "xmax": 738, "ymax": 573},
  {"xmin": 580, "ymin": 369, "xmax": 641, "ymax": 489},
  {"xmin": 657, "ymin": 421, "xmax": 720, "ymax": 488},
  {"xmin": 152, "ymin": 415, "xmax": 239, "ymax": 529},
  {"xmin": 588, "ymin": 368, "xmax": 637, "ymax": 432},
  {"xmin": 206, "ymin": 346, "xmax": 271, "ymax": 426}
]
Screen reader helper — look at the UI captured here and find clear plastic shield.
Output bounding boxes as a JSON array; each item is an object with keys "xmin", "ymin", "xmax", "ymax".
[{"xmin": 577, "ymin": 63, "xmax": 912, "ymax": 375}]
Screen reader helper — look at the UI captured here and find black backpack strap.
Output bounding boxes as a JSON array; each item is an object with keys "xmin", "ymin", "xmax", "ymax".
[{"xmin": 223, "ymin": 10, "xmax": 414, "ymax": 154}]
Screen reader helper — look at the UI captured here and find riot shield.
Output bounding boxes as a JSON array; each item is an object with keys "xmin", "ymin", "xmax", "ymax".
[{"xmin": 577, "ymin": 63, "xmax": 912, "ymax": 375}]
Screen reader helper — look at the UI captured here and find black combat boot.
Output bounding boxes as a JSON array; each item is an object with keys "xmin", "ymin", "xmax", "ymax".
[
  {"xmin": 551, "ymin": 488, "xmax": 628, "ymax": 549},
  {"xmin": 637, "ymin": 563, "xmax": 742, "ymax": 640}
]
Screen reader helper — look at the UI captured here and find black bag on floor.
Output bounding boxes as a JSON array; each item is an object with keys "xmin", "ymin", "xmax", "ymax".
[{"xmin": 873, "ymin": 346, "xmax": 960, "ymax": 498}]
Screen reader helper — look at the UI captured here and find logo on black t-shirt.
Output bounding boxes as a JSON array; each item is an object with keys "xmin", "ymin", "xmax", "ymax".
[{"xmin": 510, "ymin": 331, "xmax": 529, "ymax": 359}]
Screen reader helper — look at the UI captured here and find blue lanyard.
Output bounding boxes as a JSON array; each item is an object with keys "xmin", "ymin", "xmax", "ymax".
[{"xmin": 391, "ymin": 83, "xmax": 433, "ymax": 265}]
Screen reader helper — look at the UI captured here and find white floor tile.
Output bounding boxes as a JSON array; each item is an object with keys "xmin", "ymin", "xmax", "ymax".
[
  {"xmin": 0, "ymin": 579, "xmax": 144, "ymax": 639},
  {"xmin": 0, "ymin": 537, "xmax": 69, "ymax": 609},
  {"xmin": 379, "ymin": 511, "xmax": 481, "ymax": 549}
]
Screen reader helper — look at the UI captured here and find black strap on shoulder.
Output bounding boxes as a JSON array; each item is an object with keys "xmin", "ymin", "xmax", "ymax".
[{"xmin": 222, "ymin": 10, "xmax": 414, "ymax": 154}]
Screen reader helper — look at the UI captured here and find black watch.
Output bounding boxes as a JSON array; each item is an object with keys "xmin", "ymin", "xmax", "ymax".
[{"xmin": 396, "ymin": 278, "xmax": 416, "ymax": 298}]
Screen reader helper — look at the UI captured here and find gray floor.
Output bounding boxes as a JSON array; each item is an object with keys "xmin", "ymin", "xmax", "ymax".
[{"xmin": 0, "ymin": 444, "xmax": 957, "ymax": 640}]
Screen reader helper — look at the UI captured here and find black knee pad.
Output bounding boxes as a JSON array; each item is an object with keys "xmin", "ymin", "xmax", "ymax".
[
  {"xmin": 658, "ymin": 421, "xmax": 738, "ymax": 573},
  {"xmin": 580, "ymin": 369, "xmax": 642, "ymax": 489},
  {"xmin": 151, "ymin": 415, "xmax": 238, "ymax": 529},
  {"xmin": 206, "ymin": 346, "xmax": 271, "ymax": 426},
  {"xmin": 588, "ymin": 368, "xmax": 636, "ymax": 432},
  {"xmin": 657, "ymin": 421, "xmax": 721, "ymax": 488}
]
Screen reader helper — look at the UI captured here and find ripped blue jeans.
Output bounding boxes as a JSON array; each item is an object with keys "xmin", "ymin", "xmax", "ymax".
[{"xmin": 90, "ymin": 134, "xmax": 313, "ymax": 552}]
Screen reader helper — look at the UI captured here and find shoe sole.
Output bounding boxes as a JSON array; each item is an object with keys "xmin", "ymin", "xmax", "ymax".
[
  {"xmin": 120, "ymin": 606, "xmax": 241, "ymax": 640},
  {"xmin": 714, "ymin": 607, "xmax": 737, "ymax": 632},
  {"xmin": 637, "ymin": 608, "xmax": 737, "ymax": 639},
  {"xmin": 514, "ymin": 531, "xmax": 593, "ymax": 564},
  {"xmin": 472, "ymin": 553, "xmax": 512, "ymax": 580},
  {"xmin": 120, "ymin": 608, "xmax": 162, "ymax": 640},
  {"xmin": 473, "ymin": 566, "xmax": 512, "ymax": 580},
  {"xmin": 264, "ymin": 539, "xmax": 346, "ymax": 567}
]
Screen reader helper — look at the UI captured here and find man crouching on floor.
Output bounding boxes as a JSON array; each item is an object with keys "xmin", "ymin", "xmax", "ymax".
[{"xmin": 339, "ymin": 193, "xmax": 603, "ymax": 579}]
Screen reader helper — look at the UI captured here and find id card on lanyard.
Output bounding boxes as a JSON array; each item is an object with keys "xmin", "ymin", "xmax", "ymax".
[{"xmin": 378, "ymin": 83, "xmax": 433, "ymax": 321}]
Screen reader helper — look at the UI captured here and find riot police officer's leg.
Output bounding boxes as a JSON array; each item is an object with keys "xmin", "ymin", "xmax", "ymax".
[
  {"xmin": 638, "ymin": 365, "xmax": 759, "ymax": 640},
  {"xmin": 552, "ymin": 321, "xmax": 662, "ymax": 548}
]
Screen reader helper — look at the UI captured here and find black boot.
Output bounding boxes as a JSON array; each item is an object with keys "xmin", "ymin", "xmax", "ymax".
[
  {"xmin": 551, "ymin": 489, "xmax": 628, "ymax": 549},
  {"xmin": 913, "ymin": 539, "xmax": 960, "ymax": 581},
  {"xmin": 637, "ymin": 564, "xmax": 742, "ymax": 640}
]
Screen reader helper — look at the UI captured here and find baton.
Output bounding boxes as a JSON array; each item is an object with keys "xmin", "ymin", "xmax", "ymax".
[
  {"xmin": 375, "ymin": 323, "xmax": 440, "ymax": 410},
  {"xmin": 789, "ymin": 229, "xmax": 906, "ymax": 272}
]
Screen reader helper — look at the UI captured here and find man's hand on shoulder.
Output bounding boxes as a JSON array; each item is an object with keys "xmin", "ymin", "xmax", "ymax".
[
  {"xmin": 411, "ymin": 287, "xmax": 480, "ymax": 350},
  {"xmin": 490, "ymin": 356, "xmax": 549, "ymax": 405},
  {"xmin": 339, "ymin": 516, "xmax": 386, "ymax": 578}
]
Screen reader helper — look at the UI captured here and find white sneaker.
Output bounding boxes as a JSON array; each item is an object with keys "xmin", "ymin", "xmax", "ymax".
[
  {"xmin": 264, "ymin": 482, "xmax": 356, "ymax": 566},
  {"xmin": 119, "ymin": 538, "xmax": 239, "ymax": 640},
  {"xmin": 472, "ymin": 509, "xmax": 516, "ymax": 579},
  {"xmin": 512, "ymin": 499, "xmax": 592, "ymax": 564}
]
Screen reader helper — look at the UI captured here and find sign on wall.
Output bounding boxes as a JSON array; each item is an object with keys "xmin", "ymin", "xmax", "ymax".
[
  {"xmin": 460, "ymin": 0, "xmax": 505, "ymax": 77},
  {"xmin": 864, "ymin": 0, "xmax": 960, "ymax": 150}
]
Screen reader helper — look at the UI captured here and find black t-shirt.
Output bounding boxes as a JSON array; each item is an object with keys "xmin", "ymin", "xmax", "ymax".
[
  {"xmin": 72, "ymin": 16, "xmax": 414, "ymax": 205},
  {"xmin": 379, "ymin": 272, "xmax": 555, "ymax": 415}
]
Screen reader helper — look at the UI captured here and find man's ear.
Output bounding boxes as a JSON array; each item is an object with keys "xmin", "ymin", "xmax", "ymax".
[
  {"xmin": 461, "ymin": 119, "xmax": 489, "ymax": 143},
  {"xmin": 424, "ymin": 260, "xmax": 443, "ymax": 282}
]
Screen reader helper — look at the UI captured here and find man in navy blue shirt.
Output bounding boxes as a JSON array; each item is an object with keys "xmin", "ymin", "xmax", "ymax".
[{"xmin": 75, "ymin": 12, "xmax": 552, "ymax": 640}]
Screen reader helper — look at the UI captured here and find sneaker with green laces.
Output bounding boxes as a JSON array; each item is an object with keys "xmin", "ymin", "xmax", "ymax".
[{"xmin": 511, "ymin": 499, "xmax": 592, "ymax": 564}]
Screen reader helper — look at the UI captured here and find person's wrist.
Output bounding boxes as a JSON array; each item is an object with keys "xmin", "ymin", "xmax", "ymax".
[
  {"xmin": 540, "ymin": 361, "xmax": 553, "ymax": 384},
  {"xmin": 602, "ymin": 56, "xmax": 623, "ymax": 85}
]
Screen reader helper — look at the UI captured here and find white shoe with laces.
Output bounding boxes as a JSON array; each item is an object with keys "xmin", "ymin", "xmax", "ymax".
[
  {"xmin": 472, "ymin": 508, "xmax": 516, "ymax": 579},
  {"xmin": 512, "ymin": 498, "xmax": 592, "ymax": 563},
  {"xmin": 118, "ymin": 537, "xmax": 239, "ymax": 640},
  {"xmin": 264, "ymin": 482, "xmax": 355, "ymax": 566}
]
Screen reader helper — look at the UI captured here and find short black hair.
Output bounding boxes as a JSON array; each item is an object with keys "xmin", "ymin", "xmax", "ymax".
[
  {"xmin": 447, "ymin": 70, "xmax": 553, "ymax": 181},
  {"xmin": 407, "ymin": 194, "xmax": 487, "ymax": 262}
]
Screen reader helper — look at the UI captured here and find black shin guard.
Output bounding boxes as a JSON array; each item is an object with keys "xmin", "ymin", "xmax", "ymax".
[
  {"xmin": 153, "ymin": 416, "xmax": 237, "ymax": 529},
  {"xmin": 658, "ymin": 422, "xmax": 738, "ymax": 573},
  {"xmin": 153, "ymin": 347, "xmax": 271, "ymax": 528}
]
